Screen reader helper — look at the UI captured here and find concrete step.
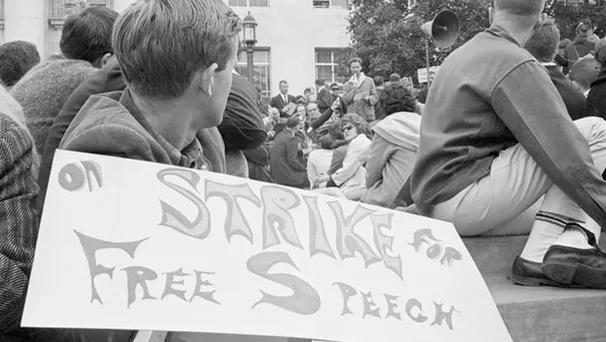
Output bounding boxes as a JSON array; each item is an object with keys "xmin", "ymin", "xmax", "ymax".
[
  {"xmin": 464, "ymin": 235, "xmax": 606, "ymax": 342},
  {"xmin": 462, "ymin": 235, "xmax": 606, "ymax": 280},
  {"xmin": 488, "ymin": 277, "xmax": 606, "ymax": 342}
]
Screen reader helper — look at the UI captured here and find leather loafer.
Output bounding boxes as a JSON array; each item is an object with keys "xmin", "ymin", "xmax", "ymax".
[
  {"xmin": 511, "ymin": 255, "xmax": 570, "ymax": 287},
  {"xmin": 542, "ymin": 245, "xmax": 606, "ymax": 289}
]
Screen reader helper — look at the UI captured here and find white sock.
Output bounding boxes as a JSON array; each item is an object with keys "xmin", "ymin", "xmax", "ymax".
[
  {"xmin": 520, "ymin": 221, "xmax": 563, "ymax": 263},
  {"xmin": 553, "ymin": 228, "xmax": 592, "ymax": 250}
]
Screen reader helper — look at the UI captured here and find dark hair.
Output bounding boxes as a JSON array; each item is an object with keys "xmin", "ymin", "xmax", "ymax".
[
  {"xmin": 384, "ymin": 84, "xmax": 416, "ymax": 115},
  {"xmin": 0, "ymin": 41, "xmax": 40, "ymax": 87},
  {"xmin": 60, "ymin": 6, "xmax": 119, "ymax": 63},
  {"xmin": 286, "ymin": 116, "xmax": 300, "ymax": 128},
  {"xmin": 304, "ymin": 87, "xmax": 313, "ymax": 95},
  {"xmin": 389, "ymin": 73, "xmax": 401, "ymax": 82},
  {"xmin": 318, "ymin": 135, "xmax": 334, "ymax": 150},
  {"xmin": 315, "ymin": 79, "xmax": 325, "ymax": 86},
  {"xmin": 373, "ymin": 75, "xmax": 384, "ymax": 86},
  {"xmin": 524, "ymin": 18, "xmax": 560, "ymax": 63},
  {"xmin": 348, "ymin": 57, "xmax": 363, "ymax": 67}
]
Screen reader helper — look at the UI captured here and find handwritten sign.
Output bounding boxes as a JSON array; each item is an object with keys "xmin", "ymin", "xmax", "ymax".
[
  {"xmin": 23, "ymin": 150, "xmax": 512, "ymax": 342},
  {"xmin": 417, "ymin": 66, "xmax": 439, "ymax": 84}
]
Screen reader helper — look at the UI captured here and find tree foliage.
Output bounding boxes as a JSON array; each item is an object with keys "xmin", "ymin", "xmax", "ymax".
[
  {"xmin": 344, "ymin": 0, "xmax": 490, "ymax": 83},
  {"xmin": 344, "ymin": 0, "xmax": 606, "ymax": 84}
]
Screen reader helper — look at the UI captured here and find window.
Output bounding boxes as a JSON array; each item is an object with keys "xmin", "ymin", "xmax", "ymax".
[
  {"xmin": 315, "ymin": 49, "xmax": 347, "ymax": 86},
  {"xmin": 47, "ymin": 0, "xmax": 111, "ymax": 56},
  {"xmin": 314, "ymin": 0, "xmax": 349, "ymax": 9},
  {"xmin": 235, "ymin": 49, "xmax": 271, "ymax": 104},
  {"xmin": 228, "ymin": 0, "xmax": 269, "ymax": 7}
]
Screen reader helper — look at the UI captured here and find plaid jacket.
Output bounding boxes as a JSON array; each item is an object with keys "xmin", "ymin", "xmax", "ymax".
[{"xmin": 0, "ymin": 113, "xmax": 39, "ymax": 335}]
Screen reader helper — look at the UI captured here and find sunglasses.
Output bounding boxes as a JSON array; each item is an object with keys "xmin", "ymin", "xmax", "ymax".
[
  {"xmin": 331, "ymin": 88, "xmax": 339, "ymax": 91},
  {"xmin": 342, "ymin": 125, "xmax": 354, "ymax": 131}
]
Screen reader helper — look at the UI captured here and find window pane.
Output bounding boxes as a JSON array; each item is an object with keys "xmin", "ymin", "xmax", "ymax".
[
  {"xmin": 316, "ymin": 66, "xmax": 333, "ymax": 82},
  {"xmin": 250, "ymin": 0, "xmax": 268, "ymax": 6},
  {"xmin": 331, "ymin": 0, "xmax": 348, "ymax": 9},
  {"xmin": 313, "ymin": 0, "xmax": 330, "ymax": 8},
  {"xmin": 48, "ymin": 0, "xmax": 109, "ymax": 17},
  {"xmin": 253, "ymin": 50, "xmax": 269, "ymax": 64},
  {"xmin": 228, "ymin": 0, "xmax": 247, "ymax": 6},
  {"xmin": 315, "ymin": 49, "xmax": 332, "ymax": 63}
]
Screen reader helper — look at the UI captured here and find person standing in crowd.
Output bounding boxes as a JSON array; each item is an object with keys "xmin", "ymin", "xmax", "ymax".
[
  {"xmin": 0, "ymin": 41, "xmax": 40, "ymax": 91},
  {"xmin": 585, "ymin": 38, "xmax": 606, "ymax": 119},
  {"xmin": 270, "ymin": 116, "xmax": 309, "ymax": 189},
  {"xmin": 569, "ymin": 56, "xmax": 600, "ymax": 97},
  {"xmin": 269, "ymin": 80, "xmax": 297, "ymax": 117},
  {"xmin": 362, "ymin": 87, "xmax": 420, "ymax": 207},
  {"xmin": 524, "ymin": 17, "xmax": 587, "ymax": 120},
  {"xmin": 411, "ymin": 0, "xmax": 606, "ymax": 289},
  {"xmin": 341, "ymin": 57, "xmax": 377, "ymax": 122},
  {"xmin": 0, "ymin": 86, "xmax": 40, "ymax": 340},
  {"xmin": 11, "ymin": 7, "xmax": 118, "ymax": 154},
  {"xmin": 563, "ymin": 19, "xmax": 596, "ymax": 73}
]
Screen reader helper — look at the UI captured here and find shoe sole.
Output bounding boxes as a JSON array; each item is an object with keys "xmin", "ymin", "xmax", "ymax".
[
  {"xmin": 510, "ymin": 274, "xmax": 581, "ymax": 288},
  {"xmin": 543, "ymin": 260, "xmax": 606, "ymax": 289}
]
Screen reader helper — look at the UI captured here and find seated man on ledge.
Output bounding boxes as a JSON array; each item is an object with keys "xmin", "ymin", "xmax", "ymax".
[
  {"xmin": 411, "ymin": 0, "xmax": 606, "ymax": 289},
  {"xmin": 55, "ymin": 0, "xmax": 241, "ymax": 340}
]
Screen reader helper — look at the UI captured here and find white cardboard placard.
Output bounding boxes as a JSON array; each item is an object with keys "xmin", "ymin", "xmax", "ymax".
[{"xmin": 23, "ymin": 150, "xmax": 512, "ymax": 342}]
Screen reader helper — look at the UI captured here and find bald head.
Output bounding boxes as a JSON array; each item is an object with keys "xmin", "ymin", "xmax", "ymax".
[{"xmin": 495, "ymin": 0, "xmax": 544, "ymax": 17}]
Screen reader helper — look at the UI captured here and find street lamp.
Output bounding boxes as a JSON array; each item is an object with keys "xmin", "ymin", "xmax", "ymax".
[{"xmin": 242, "ymin": 11, "xmax": 258, "ymax": 83}]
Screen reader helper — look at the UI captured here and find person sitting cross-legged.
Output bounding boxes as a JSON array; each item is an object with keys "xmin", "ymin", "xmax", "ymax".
[{"xmin": 411, "ymin": 0, "xmax": 606, "ymax": 289}]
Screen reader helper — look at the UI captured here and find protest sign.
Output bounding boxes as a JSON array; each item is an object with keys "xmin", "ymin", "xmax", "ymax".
[
  {"xmin": 23, "ymin": 150, "xmax": 512, "ymax": 342},
  {"xmin": 417, "ymin": 66, "xmax": 439, "ymax": 84}
]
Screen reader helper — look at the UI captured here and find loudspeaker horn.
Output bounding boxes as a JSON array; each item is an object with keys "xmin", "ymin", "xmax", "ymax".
[{"xmin": 421, "ymin": 10, "xmax": 460, "ymax": 48}]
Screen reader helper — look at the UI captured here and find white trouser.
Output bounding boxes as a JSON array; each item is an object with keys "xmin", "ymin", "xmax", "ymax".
[{"xmin": 429, "ymin": 117, "xmax": 606, "ymax": 238}]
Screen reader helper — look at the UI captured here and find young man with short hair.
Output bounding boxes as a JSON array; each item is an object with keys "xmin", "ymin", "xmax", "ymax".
[{"xmin": 11, "ymin": 6, "xmax": 118, "ymax": 153}]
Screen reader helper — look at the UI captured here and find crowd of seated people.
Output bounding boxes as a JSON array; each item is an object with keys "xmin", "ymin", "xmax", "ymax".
[{"xmin": 2, "ymin": 0, "xmax": 606, "ymax": 339}]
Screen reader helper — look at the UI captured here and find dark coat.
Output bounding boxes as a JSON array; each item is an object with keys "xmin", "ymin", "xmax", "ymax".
[
  {"xmin": 545, "ymin": 64, "xmax": 586, "ymax": 121},
  {"xmin": 585, "ymin": 68, "xmax": 606, "ymax": 120},
  {"xmin": 220, "ymin": 73, "xmax": 267, "ymax": 152},
  {"xmin": 269, "ymin": 93, "xmax": 297, "ymax": 117},
  {"xmin": 270, "ymin": 129, "xmax": 308, "ymax": 187}
]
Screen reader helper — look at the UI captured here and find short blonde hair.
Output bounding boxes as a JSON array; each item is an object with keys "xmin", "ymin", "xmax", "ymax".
[{"xmin": 113, "ymin": 0, "xmax": 242, "ymax": 99}]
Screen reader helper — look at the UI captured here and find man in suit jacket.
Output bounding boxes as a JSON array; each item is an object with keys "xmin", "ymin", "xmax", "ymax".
[
  {"xmin": 270, "ymin": 116, "xmax": 309, "ymax": 189},
  {"xmin": 269, "ymin": 79, "xmax": 297, "ymax": 117}
]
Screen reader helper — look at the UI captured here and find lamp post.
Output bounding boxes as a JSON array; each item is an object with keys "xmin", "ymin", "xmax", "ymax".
[{"xmin": 242, "ymin": 12, "xmax": 258, "ymax": 83}]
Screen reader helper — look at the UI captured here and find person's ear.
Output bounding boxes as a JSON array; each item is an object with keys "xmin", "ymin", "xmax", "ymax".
[
  {"xmin": 200, "ymin": 63, "xmax": 218, "ymax": 97},
  {"xmin": 100, "ymin": 53, "xmax": 112, "ymax": 67}
]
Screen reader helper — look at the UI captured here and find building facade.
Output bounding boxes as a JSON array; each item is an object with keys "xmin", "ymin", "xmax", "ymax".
[{"xmin": 0, "ymin": 0, "xmax": 351, "ymax": 103}]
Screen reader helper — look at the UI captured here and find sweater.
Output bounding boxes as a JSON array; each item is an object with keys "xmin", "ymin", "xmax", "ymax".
[{"xmin": 11, "ymin": 57, "xmax": 95, "ymax": 153}]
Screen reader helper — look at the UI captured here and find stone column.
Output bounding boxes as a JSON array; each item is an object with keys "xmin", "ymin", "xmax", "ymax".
[{"xmin": 4, "ymin": 0, "xmax": 47, "ymax": 56}]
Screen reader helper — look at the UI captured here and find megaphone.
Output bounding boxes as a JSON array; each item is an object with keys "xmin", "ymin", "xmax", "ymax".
[{"xmin": 421, "ymin": 10, "xmax": 460, "ymax": 48}]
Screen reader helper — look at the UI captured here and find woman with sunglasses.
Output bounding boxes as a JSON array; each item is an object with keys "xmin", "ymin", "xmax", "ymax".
[{"xmin": 314, "ymin": 113, "xmax": 370, "ymax": 200}]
